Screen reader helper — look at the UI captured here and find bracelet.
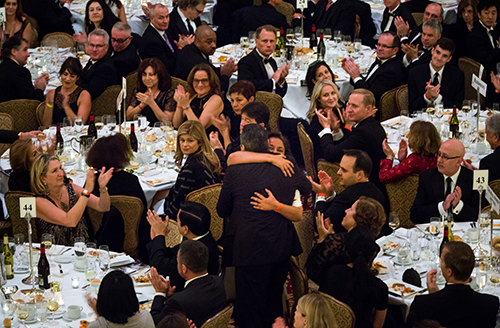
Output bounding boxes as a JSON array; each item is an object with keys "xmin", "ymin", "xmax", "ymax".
[
  {"xmin": 276, "ymin": 203, "xmax": 282, "ymax": 211},
  {"xmin": 176, "ymin": 105, "xmax": 184, "ymax": 109},
  {"xmin": 317, "ymin": 193, "xmax": 326, "ymax": 197},
  {"xmin": 100, "ymin": 187, "xmax": 108, "ymax": 194},
  {"xmin": 47, "ymin": 103, "xmax": 53, "ymax": 108},
  {"xmin": 183, "ymin": 105, "xmax": 191, "ymax": 111},
  {"xmin": 138, "ymin": 104, "xmax": 143, "ymax": 110},
  {"xmin": 81, "ymin": 189, "xmax": 91, "ymax": 198},
  {"xmin": 18, "ymin": 132, "xmax": 22, "ymax": 139},
  {"xmin": 496, "ymin": 90, "xmax": 500, "ymax": 94},
  {"xmin": 425, "ymin": 92, "xmax": 431, "ymax": 100}
]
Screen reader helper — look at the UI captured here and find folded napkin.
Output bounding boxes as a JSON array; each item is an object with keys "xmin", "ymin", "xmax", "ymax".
[
  {"xmin": 110, "ymin": 254, "xmax": 135, "ymax": 267},
  {"xmin": 11, "ymin": 290, "xmax": 32, "ymax": 302}
]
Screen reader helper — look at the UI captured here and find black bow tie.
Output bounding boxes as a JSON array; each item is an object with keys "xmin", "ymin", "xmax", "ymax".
[
  {"xmin": 388, "ymin": 12, "xmax": 395, "ymax": 17},
  {"xmin": 263, "ymin": 58, "xmax": 271, "ymax": 65}
]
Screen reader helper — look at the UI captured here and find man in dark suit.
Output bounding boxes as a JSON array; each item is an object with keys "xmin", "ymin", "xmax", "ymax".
[
  {"xmin": 411, "ymin": 139, "xmax": 479, "ymax": 223},
  {"xmin": 353, "ymin": 0, "xmax": 377, "ymax": 47},
  {"xmin": 0, "ymin": 37, "xmax": 48, "ymax": 103},
  {"xmin": 217, "ymin": 124, "xmax": 311, "ymax": 328},
  {"xmin": 149, "ymin": 240, "xmax": 226, "ymax": 327},
  {"xmin": 23, "ymin": 0, "xmax": 74, "ymax": 39},
  {"xmin": 381, "ymin": 0, "xmax": 416, "ymax": 34},
  {"xmin": 167, "ymin": 0, "xmax": 205, "ymax": 43},
  {"xmin": 402, "ymin": 0, "xmax": 431, "ymax": 13},
  {"xmin": 397, "ymin": 3, "xmax": 443, "ymax": 47},
  {"xmin": 174, "ymin": 25, "xmax": 236, "ymax": 93},
  {"xmin": 80, "ymin": 29, "xmax": 117, "ymax": 100},
  {"xmin": 311, "ymin": 150, "xmax": 385, "ymax": 233},
  {"xmin": 0, "ymin": 130, "xmax": 39, "ymax": 144},
  {"xmin": 408, "ymin": 242, "xmax": 499, "ymax": 328},
  {"xmin": 402, "ymin": 19, "xmax": 441, "ymax": 75},
  {"xmin": 238, "ymin": 25, "xmax": 289, "ymax": 97},
  {"xmin": 408, "ymin": 37, "xmax": 464, "ymax": 113},
  {"xmin": 110, "ymin": 22, "xmax": 140, "ymax": 84},
  {"xmin": 147, "ymin": 201, "xmax": 220, "ymax": 292},
  {"xmin": 342, "ymin": 31, "xmax": 402, "ymax": 111},
  {"xmin": 481, "ymin": 114, "xmax": 500, "ymax": 182},
  {"xmin": 311, "ymin": 0, "xmax": 357, "ymax": 38}
]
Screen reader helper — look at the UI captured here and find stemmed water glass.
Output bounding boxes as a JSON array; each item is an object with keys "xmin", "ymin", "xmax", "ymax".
[
  {"xmin": 429, "ymin": 217, "xmax": 441, "ymax": 243},
  {"xmin": 98, "ymin": 245, "xmax": 110, "ymax": 275},
  {"xmin": 388, "ymin": 212, "xmax": 400, "ymax": 234},
  {"xmin": 2, "ymin": 300, "xmax": 15, "ymax": 321},
  {"xmin": 36, "ymin": 300, "xmax": 48, "ymax": 328},
  {"xmin": 105, "ymin": 115, "xmax": 116, "ymax": 132},
  {"xmin": 16, "ymin": 303, "xmax": 30, "ymax": 328},
  {"xmin": 397, "ymin": 242, "xmax": 411, "ymax": 269},
  {"xmin": 74, "ymin": 117, "xmax": 84, "ymax": 133}
]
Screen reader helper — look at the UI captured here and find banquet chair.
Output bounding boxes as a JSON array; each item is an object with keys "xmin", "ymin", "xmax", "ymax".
[
  {"xmin": 255, "ymin": 91, "xmax": 283, "ymax": 133},
  {"xmin": 186, "ymin": 183, "xmax": 223, "ymax": 241},
  {"xmin": 293, "ymin": 209, "xmax": 315, "ymax": 269},
  {"xmin": 317, "ymin": 159, "xmax": 344, "ymax": 194},
  {"xmin": 42, "ymin": 32, "xmax": 75, "ymax": 48},
  {"xmin": 36, "ymin": 102, "xmax": 46, "ymax": 127},
  {"xmin": 25, "ymin": 16, "xmax": 39, "ymax": 47},
  {"xmin": 276, "ymin": 2, "xmax": 295, "ymax": 26},
  {"xmin": 5, "ymin": 191, "xmax": 39, "ymax": 243},
  {"xmin": 165, "ymin": 219, "xmax": 183, "ymax": 247},
  {"xmin": 386, "ymin": 174, "xmax": 419, "ymax": 228},
  {"xmin": 171, "ymin": 76, "xmax": 191, "ymax": 93},
  {"xmin": 459, "ymin": 57, "xmax": 486, "ymax": 106},
  {"xmin": 412, "ymin": 13, "xmax": 424, "ymax": 26},
  {"xmin": 354, "ymin": 15, "xmax": 361, "ymax": 40},
  {"xmin": 87, "ymin": 196, "xmax": 143, "ymax": 258},
  {"xmin": 200, "ymin": 304, "xmax": 234, "ymax": 328},
  {"xmin": 91, "ymin": 85, "xmax": 122, "ymax": 117},
  {"xmin": 125, "ymin": 71, "xmax": 138, "ymax": 108},
  {"xmin": 482, "ymin": 205, "xmax": 500, "ymax": 219},
  {"xmin": 319, "ymin": 291, "xmax": 356, "ymax": 328},
  {"xmin": 379, "ymin": 86, "xmax": 400, "ymax": 122},
  {"xmin": 297, "ymin": 122, "xmax": 317, "ymax": 181},
  {"xmin": 0, "ymin": 99, "xmax": 40, "ymax": 132},
  {"xmin": 288, "ymin": 256, "xmax": 308, "ymax": 325},
  {"xmin": 395, "ymin": 84, "xmax": 409, "ymax": 114},
  {"xmin": 0, "ymin": 113, "xmax": 14, "ymax": 157},
  {"xmin": 489, "ymin": 179, "xmax": 500, "ymax": 199}
]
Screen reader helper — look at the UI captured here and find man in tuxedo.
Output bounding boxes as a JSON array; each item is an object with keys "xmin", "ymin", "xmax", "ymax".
[
  {"xmin": 408, "ymin": 242, "xmax": 499, "ymax": 328},
  {"xmin": 80, "ymin": 29, "xmax": 117, "ymax": 100},
  {"xmin": 411, "ymin": 139, "xmax": 479, "ymax": 223},
  {"xmin": 310, "ymin": 0, "xmax": 357, "ymax": 38},
  {"xmin": 167, "ymin": 0, "xmax": 205, "ymax": 43},
  {"xmin": 381, "ymin": 0, "xmax": 416, "ymax": 34},
  {"xmin": 402, "ymin": 0, "xmax": 431, "ymax": 13},
  {"xmin": 342, "ymin": 31, "xmax": 402, "ymax": 110},
  {"xmin": 174, "ymin": 25, "xmax": 236, "ymax": 93},
  {"xmin": 311, "ymin": 150, "xmax": 385, "ymax": 233},
  {"xmin": 23, "ymin": 0, "xmax": 74, "ymax": 39},
  {"xmin": 353, "ymin": 0, "xmax": 377, "ymax": 47},
  {"xmin": 408, "ymin": 37, "xmax": 464, "ymax": 113},
  {"xmin": 0, "ymin": 37, "xmax": 48, "ymax": 103},
  {"xmin": 217, "ymin": 124, "xmax": 311, "ymax": 328},
  {"xmin": 481, "ymin": 114, "xmax": 500, "ymax": 181},
  {"xmin": 397, "ymin": 2, "xmax": 443, "ymax": 46},
  {"xmin": 147, "ymin": 201, "xmax": 220, "ymax": 292},
  {"xmin": 238, "ymin": 25, "xmax": 289, "ymax": 97},
  {"xmin": 110, "ymin": 22, "xmax": 140, "ymax": 84},
  {"xmin": 149, "ymin": 240, "xmax": 226, "ymax": 327}
]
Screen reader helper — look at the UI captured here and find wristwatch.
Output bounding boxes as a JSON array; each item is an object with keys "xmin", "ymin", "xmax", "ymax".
[{"xmin": 81, "ymin": 189, "xmax": 91, "ymax": 198}]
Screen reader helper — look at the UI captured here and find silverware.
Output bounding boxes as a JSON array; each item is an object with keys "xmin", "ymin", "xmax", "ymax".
[
  {"xmin": 60, "ymin": 247, "xmax": 72, "ymax": 255},
  {"xmin": 58, "ymin": 264, "xmax": 63, "ymax": 274}
]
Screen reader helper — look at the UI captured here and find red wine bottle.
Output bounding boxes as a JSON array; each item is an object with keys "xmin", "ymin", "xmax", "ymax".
[
  {"xmin": 129, "ymin": 123, "xmax": 138, "ymax": 152},
  {"xmin": 38, "ymin": 245, "xmax": 50, "ymax": 290},
  {"xmin": 310, "ymin": 25, "xmax": 317, "ymax": 49},
  {"xmin": 88, "ymin": 115, "xmax": 97, "ymax": 139},
  {"xmin": 440, "ymin": 225, "xmax": 449, "ymax": 255},
  {"xmin": 318, "ymin": 33, "xmax": 326, "ymax": 61},
  {"xmin": 56, "ymin": 124, "xmax": 64, "ymax": 156}
]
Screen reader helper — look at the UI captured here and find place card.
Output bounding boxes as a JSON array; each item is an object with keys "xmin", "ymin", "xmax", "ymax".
[
  {"xmin": 0, "ymin": 8, "xmax": 5, "ymax": 24},
  {"xmin": 473, "ymin": 169, "xmax": 488, "ymax": 191},
  {"xmin": 20, "ymin": 197, "xmax": 36, "ymax": 218},
  {"xmin": 486, "ymin": 186, "xmax": 500, "ymax": 214}
]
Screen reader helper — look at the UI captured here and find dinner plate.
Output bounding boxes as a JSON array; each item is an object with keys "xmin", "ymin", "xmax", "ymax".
[
  {"xmin": 392, "ymin": 256, "xmax": 413, "ymax": 266},
  {"xmin": 384, "ymin": 278, "xmax": 425, "ymax": 297},
  {"xmin": 14, "ymin": 266, "xmax": 29, "ymax": 274},
  {"xmin": 376, "ymin": 236, "xmax": 401, "ymax": 254},
  {"xmin": 62, "ymin": 312, "xmax": 87, "ymax": 322},
  {"xmin": 55, "ymin": 255, "xmax": 74, "ymax": 264}
]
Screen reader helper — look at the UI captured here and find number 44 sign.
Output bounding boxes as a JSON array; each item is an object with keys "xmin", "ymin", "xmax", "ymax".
[{"xmin": 20, "ymin": 197, "xmax": 36, "ymax": 218}]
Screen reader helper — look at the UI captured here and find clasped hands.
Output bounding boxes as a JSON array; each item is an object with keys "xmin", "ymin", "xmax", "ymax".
[
  {"xmin": 272, "ymin": 64, "xmax": 290, "ymax": 85},
  {"xmin": 443, "ymin": 186, "xmax": 462, "ymax": 212},
  {"xmin": 341, "ymin": 57, "xmax": 361, "ymax": 79},
  {"xmin": 315, "ymin": 108, "xmax": 341, "ymax": 133},
  {"xmin": 425, "ymin": 79, "xmax": 440, "ymax": 100}
]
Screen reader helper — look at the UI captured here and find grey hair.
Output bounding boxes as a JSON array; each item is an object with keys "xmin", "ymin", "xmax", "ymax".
[
  {"xmin": 112, "ymin": 22, "xmax": 132, "ymax": 36},
  {"xmin": 150, "ymin": 3, "xmax": 168, "ymax": 17},
  {"xmin": 486, "ymin": 113, "xmax": 500, "ymax": 135},
  {"xmin": 88, "ymin": 28, "xmax": 110, "ymax": 45},
  {"xmin": 423, "ymin": 19, "xmax": 442, "ymax": 35}
]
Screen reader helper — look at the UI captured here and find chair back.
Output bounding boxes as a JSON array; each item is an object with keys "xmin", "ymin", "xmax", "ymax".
[
  {"xmin": 0, "ymin": 113, "xmax": 14, "ymax": 157},
  {"xmin": 5, "ymin": 191, "xmax": 39, "ymax": 243},
  {"xmin": 0, "ymin": 99, "xmax": 40, "ymax": 132},
  {"xmin": 482, "ymin": 205, "xmax": 500, "ymax": 219},
  {"xmin": 395, "ymin": 84, "xmax": 408, "ymax": 113},
  {"xmin": 317, "ymin": 159, "xmax": 344, "ymax": 194},
  {"xmin": 91, "ymin": 85, "xmax": 122, "ymax": 117},
  {"xmin": 489, "ymin": 179, "xmax": 500, "ymax": 199},
  {"xmin": 276, "ymin": 2, "xmax": 295, "ymax": 26},
  {"xmin": 125, "ymin": 71, "xmax": 138, "ymax": 108},
  {"xmin": 171, "ymin": 76, "xmax": 191, "ymax": 93},
  {"xmin": 297, "ymin": 122, "xmax": 317, "ymax": 181},
  {"xmin": 87, "ymin": 196, "xmax": 144, "ymax": 258},
  {"xmin": 36, "ymin": 101, "xmax": 46, "ymax": 127},
  {"xmin": 200, "ymin": 305, "xmax": 234, "ymax": 328},
  {"xmin": 354, "ymin": 15, "xmax": 361, "ymax": 39},
  {"xmin": 255, "ymin": 91, "xmax": 283, "ymax": 133},
  {"xmin": 379, "ymin": 86, "xmax": 400, "ymax": 121},
  {"xmin": 289, "ymin": 256, "xmax": 308, "ymax": 304},
  {"xmin": 386, "ymin": 174, "xmax": 419, "ymax": 228},
  {"xmin": 42, "ymin": 32, "xmax": 75, "ymax": 48},
  {"xmin": 293, "ymin": 210, "xmax": 315, "ymax": 269},
  {"xmin": 186, "ymin": 183, "xmax": 223, "ymax": 241},
  {"xmin": 319, "ymin": 292, "xmax": 356, "ymax": 328},
  {"xmin": 25, "ymin": 16, "xmax": 39, "ymax": 47},
  {"xmin": 412, "ymin": 13, "xmax": 424, "ymax": 26},
  {"xmin": 165, "ymin": 219, "xmax": 184, "ymax": 247},
  {"xmin": 459, "ymin": 56, "xmax": 486, "ymax": 106}
]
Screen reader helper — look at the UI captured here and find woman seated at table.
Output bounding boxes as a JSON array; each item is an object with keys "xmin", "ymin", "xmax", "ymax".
[
  {"xmin": 172, "ymin": 63, "xmax": 224, "ymax": 135},
  {"xmin": 86, "ymin": 134, "xmax": 149, "ymax": 259},
  {"xmin": 31, "ymin": 153, "xmax": 113, "ymax": 245},
  {"xmin": 127, "ymin": 58, "xmax": 176, "ymax": 125},
  {"xmin": 8, "ymin": 139, "xmax": 40, "ymax": 192},
  {"xmin": 444, "ymin": 0, "xmax": 477, "ymax": 66},
  {"xmin": 43, "ymin": 57, "xmax": 91, "ymax": 126},
  {"xmin": 305, "ymin": 61, "xmax": 337, "ymax": 100},
  {"xmin": 73, "ymin": 0, "xmax": 120, "ymax": 43},
  {"xmin": 380, "ymin": 120, "xmax": 441, "ymax": 184},
  {"xmin": 0, "ymin": 0, "xmax": 31, "ymax": 45},
  {"xmin": 164, "ymin": 120, "xmax": 221, "ymax": 219},
  {"xmin": 87, "ymin": 270, "xmax": 154, "ymax": 328},
  {"xmin": 319, "ymin": 226, "xmax": 388, "ymax": 328},
  {"xmin": 306, "ymin": 196, "xmax": 386, "ymax": 286},
  {"xmin": 104, "ymin": 0, "xmax": 127, "ymax": 23}
]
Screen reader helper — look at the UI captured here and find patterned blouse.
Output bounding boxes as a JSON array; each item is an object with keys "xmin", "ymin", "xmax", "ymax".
[{"xmin": 379, "ymin": 153, "xmax": 438, "ymax": 184}]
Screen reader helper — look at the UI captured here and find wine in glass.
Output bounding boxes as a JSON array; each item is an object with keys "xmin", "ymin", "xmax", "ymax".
[
  {"xmin": 462, "ymin": 99, "xmax": 471, "ymax": 113},
  {"xmin": 16, "ymin": 303, "xmax": 30, "ymax": 328},
  {"xmin": 41, "ymin": 233, "xmax": 55, "ymax": 256},
  {"xmin": 94, "ymin": 116, "xmax": 104, "ymax": 130},
  {"xmin": 286, "ymin": 28, "xmax": 294, "ymax": 45},
  {"xmin": 38, "ymin": 126, "xmax": 47, "ymax": 140},
  {"xmin": 240, "ymin": 36, "xmax": 249, "ymax": 53},
  {"xmin": 46, "ymin": 299, "xmax": 59, "ymax": 325},
  {"xmin": 388, "ymin": 212, "xmax": 400, "ymax": 234}
]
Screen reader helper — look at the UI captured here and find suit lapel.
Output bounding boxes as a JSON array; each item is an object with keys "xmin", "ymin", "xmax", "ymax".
[
  {"xmin": 176, "ymin": 18, "xmax": 188, "ymax": 36},
  {"xmin": 381, "ymin": 9, "xmax": 389, "ymax": 31},
  {"xmin": 323, "ymin": 0, "xmax": 342, "ymax": 28},
  {"xmin": 432, "ymin": 169, "xmax": 445, "ymax": 201},
  {"xmin": 252, "ymin": 50, "xmax": 269, "ymax": 78}
]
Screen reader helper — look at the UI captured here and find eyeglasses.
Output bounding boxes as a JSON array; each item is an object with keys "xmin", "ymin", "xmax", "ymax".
[
  {"xmin": 88, "ymin": 43, "xmax": 105, "ymax": 49},
  {"xmin": 437, "ymin": 152, "xmax": 461, "ymax": 160},
  {"xmin": 376, "ymin": 43, "xmax": 395, "ymax": 49},
  {"xmin": 111, "ymin": 37, "xmax": 130, "ymax": 44},
  {"xmin": 192, "ymin": 6, "xmax": 204, "ymax": 14},
  {"xmin": 193, "ymin": 78, "xmax": 209, "ymax": 85}
]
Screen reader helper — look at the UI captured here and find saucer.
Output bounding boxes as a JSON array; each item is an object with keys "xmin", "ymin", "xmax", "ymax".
[
  {"xmin": 17, "ymin": 318, "xmax": 37, "ymax": 324},
  {"xmin": 73, "ymin": 266, "xmax": 86, "ymax": 272},
  {"xmin": 62, "ymin": 312, "xmax": 86, "ymax": 322},
  {"xmin": 49, "ymin": 310, "xmax": 65, "ymax": 319},
  {"xmin": 55, "ymin": 255, "xmax": 73, "ymax": 264},
  {"xmin": 14, "ymin": 266, "xmax": 29, "ymax": 274},
  {"xmin": 393, "ymin": 257, "xmax": 413, "ymax": 266}
]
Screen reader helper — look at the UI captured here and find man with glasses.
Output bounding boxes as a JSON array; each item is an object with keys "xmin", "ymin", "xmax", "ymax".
[
  {"xmin": 397, "ymin": 3, "xmax": 443, "ymax": 47},
  {"xmin": 342, "ymin": 31, "xmax": 402, "ymax": 112},
  {"xmin": 168, "ymin": 0, "xmax": 205, "ymax": 43},
  {"xmin": 411, "ymin": 139, "xmax": 478, "ymax": 223},
  {"xmin": 110, "ymin": 22, "xmax": 140, "ymax": 83},
  {"xmin": 80, "ymin": 29, "xmax": 117, "ymax": 100}
]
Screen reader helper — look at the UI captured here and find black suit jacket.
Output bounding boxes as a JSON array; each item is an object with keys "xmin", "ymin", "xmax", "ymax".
[
  {"xmin": 150, "ymin": 275, "xmax": 226, "ymax": 327},
  {"xmin": 401, "ymin": 0, "xmax": 430, "ymax": 13},
  {"xmin": 0, "ymin": 58, "xmax": 45, "ymax": 103},
  {"xmin": 0, "ymin": 130, "xmax": 19, "ymax": 144},
  {"xmin": 381, "ymin": 5, "xmax": 416, "ymax": 34},
  {"xmin": 140, "ymin": 25, "xmax": 177, "ymax": 76},
  {"xmin": 23, "ymin": 0, "xmax": 74, "ymax": 39},
  {"xmin": 111, "ymin": 42, "xmax": 141, "ymax": 83},
  {"xmin": 167, "ymin": 7, "xmax": 202, "ymax": 42},
  {"xmin": 238, "ymin": 49, "xmax": 287, "ymax": 97},
  {"xmin": 217, "ymin": 159, "xmax": 311, "ymax": 267},
  {"xmin": 147, "ymin": 232, "xmax": 221, "ymax": 292},
  {"xmin": 80, "ymin": 55, "xmax": 117, "ymax": 100},
  {"xmin": 480, "ymin": 147, "xmax": 500, "ymax": 182},
  {"xmin": 407, "ymin": 284, "xmax": 499, "ymax": 328},
  {"xmin": 408, "ymin": 63, "xmax": 464, "ymax": 113},
  {"xmin": 410, "ymin": 167, "xmax": 479, "ymax": 223},
  {"xmin": 353, "ymin": 0, "xmax": 377, "ymax": 47},
  {"xmin": 312, "ymin": 0, "xmax": 356, "ymax": 38}
]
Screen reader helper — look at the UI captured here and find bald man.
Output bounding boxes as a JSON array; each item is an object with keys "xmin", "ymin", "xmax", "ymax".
[
  {"xmin": 411, "ymin": 139, "xmax": 479, "ymax": 223},
  {"xmin": 174, "ymin": 25, "xmax": 236, "ymax": 93}
]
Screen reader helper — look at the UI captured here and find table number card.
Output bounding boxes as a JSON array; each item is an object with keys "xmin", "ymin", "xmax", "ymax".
[
  {"xmin": 473, "ymin": 170, "xmax": 489, "ymax": 191},
  {"xmin": 486, "ymin": 186, "xmax": 500, "ymax": 214},
  {"xmin": 0, "ymin": 8, "xmax": 5, "ymax": 24},
  {"xmin": 472, "ymin": 73, "xmax": 487, "ymax": 97},
  {"xmin": 20, "ymin": 197, "xmax": 36, "ymax": 218},
  {"xmin": 297, "ymin": 0, "xmax": 307, "ymax": 9}
]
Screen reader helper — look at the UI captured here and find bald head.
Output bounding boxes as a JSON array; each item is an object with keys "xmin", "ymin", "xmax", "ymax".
[
  {"xmin": 424, "ymin": 3, "xmax": 444, "ymax": 22},
  {"xmin": 194, "ymin": 25, "xmax": 216, "ymax": 56},
  {"xmin": 437, "ymin": 139, "xmax": 465, "ymax": 176}
]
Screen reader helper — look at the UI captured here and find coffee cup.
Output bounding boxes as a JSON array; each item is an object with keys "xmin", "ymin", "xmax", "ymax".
[
  {"xmin": 467, "ymin": 228, "xmax": 479, "ymax": 243},
  {"xmin": 67, "ymin": 305, "xmax": 83, "ymax": 319}
]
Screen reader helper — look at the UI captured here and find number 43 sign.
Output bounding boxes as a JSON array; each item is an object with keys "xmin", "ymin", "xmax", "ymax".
[
  {"xmin": 20, "ymin": 197, "xmax": 36, "ymax": 218},
  {"xmin": 473, "ymin": 170, "xmax": 488, "ymax": 191}
]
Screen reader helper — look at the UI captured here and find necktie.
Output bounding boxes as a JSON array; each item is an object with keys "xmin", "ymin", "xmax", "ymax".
[
  {"xmin": 163, "ymin": 32, "xmax": 174, "ymax": 52},
  {"xmin": 186, "ymin": 18, "xmax": 194, "ymax": 35},
  {"xmin": 432, "ymin": 72, "xmax": 439, "ymax": 86},
  {"xmin": 326, "ymin": 0, "xmax": 334, "ymax": 11},
  {"xmin": 388, "ymin": 12, "xmax": 395, "ymax": 17},
  {"xmin": 263, "ymin": 58, "xmax": 271, "ymax": 65},
  {"xmin": 445, "ymin": 177, "xmax": 452, "ymax": 198}
]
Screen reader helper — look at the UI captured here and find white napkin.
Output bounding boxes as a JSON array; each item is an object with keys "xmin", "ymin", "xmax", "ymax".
[
  {"xmin": 11, "ymin": 290, "xmax": 32, "ymax": 302},
  {"xmin": 110, "ymin": 254, "xmax": 135, "ymax": 267}
]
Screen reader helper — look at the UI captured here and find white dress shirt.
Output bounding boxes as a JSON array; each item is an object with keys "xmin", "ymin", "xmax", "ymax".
[
  {"xmin": 177, "ymin": 7, "xmax": 197, "ymax": 34},
  {"xmin": 383, "ymin": 4, "xmax": 400, "ymax": 32},
  {"xmin": 424, "ymin": 63, "xmax": 445, "ymax": 105},
  {"xmin": 438, "ymin": 167, "xmax": 464, "ymax": 217}
]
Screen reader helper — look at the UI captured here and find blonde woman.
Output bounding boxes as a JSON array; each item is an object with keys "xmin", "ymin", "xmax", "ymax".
[{"xmin": 163, "ymin": 120, "xmax": 221, "ymax": 218}]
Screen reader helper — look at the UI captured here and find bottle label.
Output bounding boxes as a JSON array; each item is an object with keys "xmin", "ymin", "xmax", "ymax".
[
  {"xmin": 39, "ymin": 276, "xmax": 44, "ymax": 288},
  {"xmin": 5, "ymin": 265, "xmax": 11, "ymax": 275}
]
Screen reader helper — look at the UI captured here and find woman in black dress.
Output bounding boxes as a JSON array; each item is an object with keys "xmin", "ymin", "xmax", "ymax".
[
  {"xmin": 8, "ymin": 139, "xmax": 40, "ymax": 192},
  {"xmin": 445, "ymin": 0, "xmax": 478, "ymax": 66},
  {"xmin": 73, "ymin": 0, "xmax": 120, "ymax": 43},
  {"xmin": 0, "ymin": 0, "xmax": 32, "ymax": 44}
]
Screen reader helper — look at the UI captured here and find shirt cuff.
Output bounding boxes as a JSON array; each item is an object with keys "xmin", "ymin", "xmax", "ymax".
[
  {"xmin": 400, "ymin": 36, "xmax": 408, "ymax": 42},
  {"xmin": 315, "ymin": 192, "xmax": 336, "ymax": 205},
  {"xmin": 424, "ymin": 94, "xmax": 432, "ymax": 105},
  {"xmin": 63, "ymin": 2, "xmax": 71, "ymax": 9},
  {"xmin": 434, "ymin": 94, "xmax": 443, "ymax": 105},
  {"xmin": 318, "ymin": 127, "xmax": 332, "ymax": 138},
  {"xmin": 332, "ymin": 129, "xmax": 344, "ymax": 141},
  {"xmin": 452, "ymin": 200, "xmax": 464, "ymax": 214},
  {"xmin": 403, "ymin": 55, "xmax": 410, "ymax": 67},
  {"xmin": 353, "ymin": 77, "xmax": 363, "ymax": 84},
  {"xmin": 438, "ymin": 201, "xmax": 447, "ymax": 217},
  {"xmin": 271, "ymin": 79, "xmax": 276, "ymax": 92},
  {"xmin": 154, "ymin": 292, "xmax": 167, "ymax": 298}
]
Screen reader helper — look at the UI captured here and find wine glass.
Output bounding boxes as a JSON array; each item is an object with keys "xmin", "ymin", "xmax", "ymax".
[
  {"xmin": 462, "ymin": 99, "xmax": 472, "ymax": 113},
  {"xmin": 324, "ymin": 28, "xmax": 332, "ymax": 41},
  {"xmin": 46, "ymin": 296, "xmax": 59, "ymax": 325},
  {"xmin": 429, "ymin": 217, "xmax": 441, "ymax": 242},
  {"xmin": 13, "ymin": 234, "xmax": 24, "ymax": 269},
  {"xmin": 286, "ymin": 28, "xmax": 294, "ymax": 45},
  {"xmin": 94, "ymin": 116, "xmax": 104, "ymax": 131},
  {"xmin": 98, "ymin": 245, "xmax": 110, "ymax": 275},
  {"xmin": 388, "ymin": 212, "xmax": 400, "ymax": 234},
  {"xmin": 74, "ymin": 117, "xmax": 84, "ymax": 133},
  {"xmin": 333, "ymin": 30, "xmax": 342, "ymax": 47},
  {"xmin": 16, "ymin": 303, "xmax": 30, "ymax": 328},
  {"xmin": 63, "ymin": 117, "xmax": 73, "ymax": 135},
  {"xmin": 36, "ymin": 300, "xmax": 48, "ymax": 328},
  {"xmin": 397, "ymin": 242, "xmax": 411, "ymax": 269},
  {"xmin": 240, "ymin": 36, "xmax": 249, "ymax": 54},
  {"xmin": 74, "ymin": 236, "xmax": 86, "ymax": 257},
  {"xmin": 294, "ymin": 27, "xmax": 302, "ymax": 44},
  {"xmin": 105, "ymin": 115, "xmax": 116, "ymax": 132},
  {"xmin": 41, "ymin": 233, "xmax": 55, "ymax": 255},
  {"xmin": 2, "ymin": 300, "xmax": 15, "ymax": 320}
]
